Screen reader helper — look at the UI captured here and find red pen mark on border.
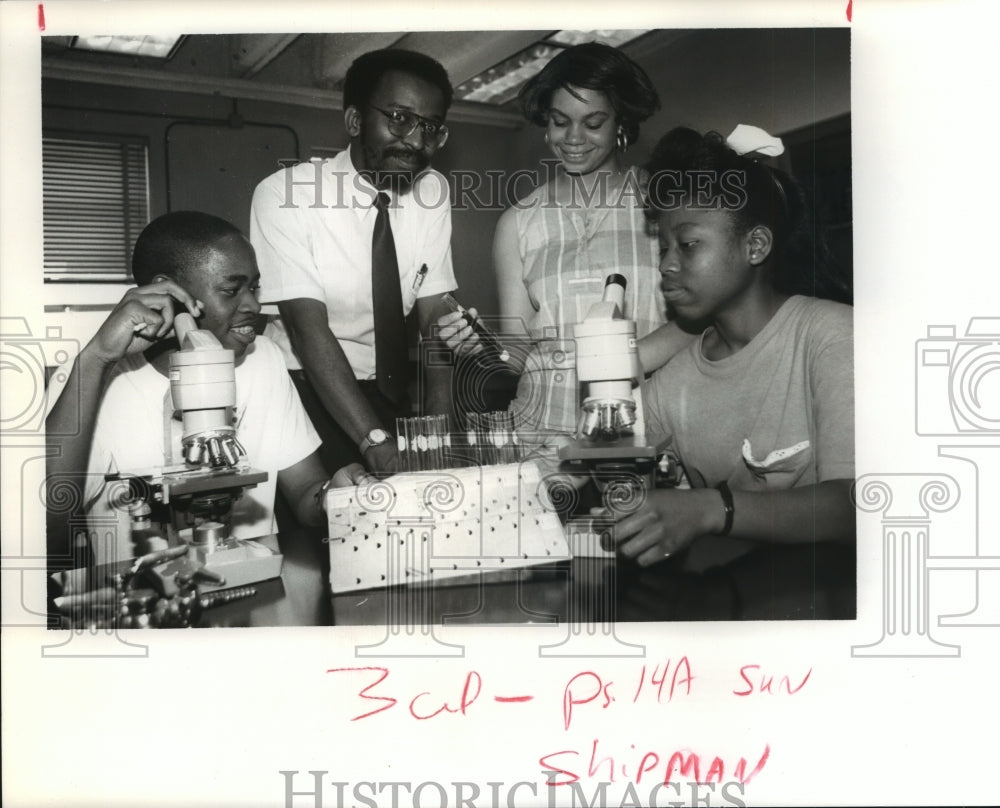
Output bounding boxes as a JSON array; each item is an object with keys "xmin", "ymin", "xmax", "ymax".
[
  {"xmin": 494, "ymin": 695, "xmax": 534, "ymax": 703},
  {"xmin": 846, "ymin": 0, "xmax": 853, "ymax": 22},
  {"xmin": 38, "ymin": 4, "xmax": 46, "ymax": 31}
]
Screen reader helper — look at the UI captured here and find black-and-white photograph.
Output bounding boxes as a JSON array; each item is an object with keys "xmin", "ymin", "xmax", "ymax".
[
  {"xmin": 39, "ymin": 26, "xmax": 853, "ymax": 629},
  {"xmin": 8, "ymin": 2, "xmax": 1000, "ymax": 807}
]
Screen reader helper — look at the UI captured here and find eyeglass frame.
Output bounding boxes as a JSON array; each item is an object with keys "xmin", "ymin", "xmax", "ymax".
[{"xmin": 367, "ymin": 104, "xmax": 449, "ymax": 146}]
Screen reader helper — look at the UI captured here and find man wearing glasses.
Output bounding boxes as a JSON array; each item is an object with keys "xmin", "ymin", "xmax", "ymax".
[{"xmin": 250, "ymin": 49, "xmax": 457, "ymax": 475}]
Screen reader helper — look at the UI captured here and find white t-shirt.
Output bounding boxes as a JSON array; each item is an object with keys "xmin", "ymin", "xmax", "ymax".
[
  {"xmin": 47, "ymin": 336, "xmax": 321, "ymax": 560},
  {"xmin": 249, "ymin": 149, "xmax": 458, "ymax": 375}
]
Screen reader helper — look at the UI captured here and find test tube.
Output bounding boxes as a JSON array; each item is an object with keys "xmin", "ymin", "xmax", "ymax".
[
  {"xmin": 508, "ymin": 411, "xmax": 521, "ymax": 461},
  {"xmin": 492, "ymin": 411, "xmax": 508, "ymax": 464},
  {"xmin": 437, "ymin": 414, "xmax": 450, "ymax": 469},
  {"xmin": 430, "ymin": 415, "xmax": 440, "ymax": 470},
  {"xmin": 414, "ymin": 418, "xmax": 427, "ymax": 471},
  {"xmin": 471, "ymin": 412, "xmax": 485, "ymax": 467},
  {"xmin": 395, "ymin": 417, "xmax": 409, "ymax": 472},
  {"xmin": 485, "ymin": 412, "xmax": 496, "ymax": 465}
]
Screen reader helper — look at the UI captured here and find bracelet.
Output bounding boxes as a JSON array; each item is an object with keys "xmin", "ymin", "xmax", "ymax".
[{"xmin": 715, "ymin": 481, "xmax": 734, "ymax": 536}]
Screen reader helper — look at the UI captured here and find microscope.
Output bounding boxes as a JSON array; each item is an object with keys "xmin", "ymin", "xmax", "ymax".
[
  {"xmin": 558, "ymin": 275, "xmax": 678, "ymax": 544},
  {"xmin": 105, "ymin": 312, "xmax": 282, "ymax": 596}
]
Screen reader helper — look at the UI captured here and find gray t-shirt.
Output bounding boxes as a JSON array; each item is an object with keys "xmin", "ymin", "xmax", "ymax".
[
  {"xmin": 642, "ymin": 295, "xmax": 853, "ymax": 570},
  {"xmin": 644, "ymin": 295, "xmax": 854, "ymax": 491}
]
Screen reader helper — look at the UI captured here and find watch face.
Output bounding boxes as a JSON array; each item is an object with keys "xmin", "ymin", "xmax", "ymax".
[{"xmin": 370, "ymin": 429, "xmax": 389, "ymax": 444}]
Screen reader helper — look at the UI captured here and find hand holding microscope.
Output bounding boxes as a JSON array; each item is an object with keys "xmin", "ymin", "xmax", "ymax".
[{"xmin": 54, "ymin": 313, "xmax": 280, "ymax": 628}]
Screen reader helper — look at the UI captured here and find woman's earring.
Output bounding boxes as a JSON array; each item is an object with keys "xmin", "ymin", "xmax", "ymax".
[
  {"xmin": 616, "ymin": 127, "xmax": 629, "ymax": 153},
  {"xmin": 544, "ymin": 132, "xmax": 550, "ymax": 144}
]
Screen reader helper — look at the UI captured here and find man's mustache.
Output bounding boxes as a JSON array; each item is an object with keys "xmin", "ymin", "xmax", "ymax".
[{"xmin": 384, "ymin": 147, "xmax": 426, "ymax": 162}]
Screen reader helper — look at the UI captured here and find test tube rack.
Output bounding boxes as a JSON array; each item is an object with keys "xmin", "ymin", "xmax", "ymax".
[{"xmin": 325, "ymin": 461, "xmax": 571, "ymax": 594}]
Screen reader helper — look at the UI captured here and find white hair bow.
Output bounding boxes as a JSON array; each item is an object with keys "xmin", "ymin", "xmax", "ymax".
[{"xmin": 726, "ymin": 124, "xmax": 785, "ymax": 157}]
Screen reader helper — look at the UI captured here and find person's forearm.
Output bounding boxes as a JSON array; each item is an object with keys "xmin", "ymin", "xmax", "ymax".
[
  {"xmin": 290, "ymin": 479, "xmax": 327, "ymax": 528},
  {"xmin": 287, "ymin": 324, "xmax": 385, "ymax": 443},
  {"xmin": 45, "ymin": 347, "xmax": 117, "ymax": 561},
  {"xmin": 422, "ymin": 361, "xmax": 454, "ymax": 418},
  {"xmin": 637, "ymin": 321, "xmax": 696, "ymax": 375},
  {"xmin": 724, "ymin": 480, "xmax": 856, "ymax": 544},
  {"xmin": 45, "ymin": 347, "xmax": 115, "ymax": 501},
  {"xmin": 416, "ymin": 293, "xmax": 457, "ymax": 418}
]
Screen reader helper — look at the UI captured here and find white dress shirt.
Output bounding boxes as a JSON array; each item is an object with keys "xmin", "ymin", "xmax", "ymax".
[{"xmin": 249, "ymin": 149, "xmax": 457, "ymax": 376}]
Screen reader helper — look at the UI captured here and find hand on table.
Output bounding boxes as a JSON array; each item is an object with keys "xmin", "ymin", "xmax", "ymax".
[
  {"xmin": 331, "ymin": 463, "xmax": 374, "ymax": 487},
  {"xmin": 611, "ymin": 488, "xmax": 725, "ymax": 567},
  {"xmin": 363, "ymin": 440, "xmax": 400, "ymax": 475}
]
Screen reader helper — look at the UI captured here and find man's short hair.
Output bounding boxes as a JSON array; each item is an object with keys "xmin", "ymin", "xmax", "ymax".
[
  {"xmin": 131, "ymin": 211, "xmax": 245, "ymax": 286},
  {"xmin": 343, "ymin": 48, "xmax": 453, "ymax": 113}
]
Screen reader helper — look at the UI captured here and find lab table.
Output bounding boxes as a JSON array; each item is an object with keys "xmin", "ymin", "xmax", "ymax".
[{"xmin": 197, "ymin": 528, "xmax": 855, "ymax": 628}]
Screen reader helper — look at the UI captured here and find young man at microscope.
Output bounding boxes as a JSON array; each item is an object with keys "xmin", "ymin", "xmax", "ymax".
[{"xmin": 45, "ymin": 211, "xmax": 364, "ymax": 567}]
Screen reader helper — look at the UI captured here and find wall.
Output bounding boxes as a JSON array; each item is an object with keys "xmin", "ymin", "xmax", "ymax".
[
  {"xmin": 505, "ymin": 28, "xmax": 851, "ymax": 182},
  {"xmin": 42, "ymin": 27, "xmax": 850, "ymax": 347},
  {"xmin": 41, "ymin": 76, "xmax": 529, "ymax": 346},
  {"xmin": 635, "ymin": 27, "xmax": 850, "ymax": 162}
]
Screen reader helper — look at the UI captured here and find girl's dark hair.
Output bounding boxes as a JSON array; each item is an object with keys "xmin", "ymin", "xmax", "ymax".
[
  {"xmin": 519, "ymin": 42, "xmax": 660, "ymax": 145},
  {"xmin": 644, "ymin": 126, "xmax": 850, "ymax": 303},
  {"xmin": 131, "ymin": 211, "xmax": 246, "ymax": 286}
]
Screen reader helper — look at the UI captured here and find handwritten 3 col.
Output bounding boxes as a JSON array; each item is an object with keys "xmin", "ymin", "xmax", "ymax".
[{"xmin": 326, "ymin": 660, "xmax": 812, "ymax": 726}]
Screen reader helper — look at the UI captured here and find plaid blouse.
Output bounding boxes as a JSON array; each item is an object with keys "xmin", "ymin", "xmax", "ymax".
[{"xmin": 508, "ymin": 167, "xmax": 667, "ymax": 449}]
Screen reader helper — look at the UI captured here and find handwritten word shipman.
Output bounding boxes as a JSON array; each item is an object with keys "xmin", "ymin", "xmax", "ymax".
[{"xmin": 540, "ymin": 739, "xmax": 771, "ymax": 787}]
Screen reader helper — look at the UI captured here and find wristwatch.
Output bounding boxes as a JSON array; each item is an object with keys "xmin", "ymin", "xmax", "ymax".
[{"xmin": 358, "ymin": 428, "xmax": 391, "ymax": 455}]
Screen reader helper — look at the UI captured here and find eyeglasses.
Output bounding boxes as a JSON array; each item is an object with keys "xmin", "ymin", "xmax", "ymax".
[{"xmin": 368, "ymin": 105, "xmax": 449, "ymax": 146}]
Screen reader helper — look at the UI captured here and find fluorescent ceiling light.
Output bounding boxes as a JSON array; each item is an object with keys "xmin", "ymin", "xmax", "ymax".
[
  {"xmin": 547, "ymin": 30, "xmax": 651, "ymax": 48},
  {"xmin": 71, "ymin": 35, "xmax": 184, "ymax": 59},
  {"xmin": 455, "ymin": 30, "xmax": 652, "ymax": 106},
  {"xmin": 456, "ymin": 44, "xmax": 561, "ymax": 105}
]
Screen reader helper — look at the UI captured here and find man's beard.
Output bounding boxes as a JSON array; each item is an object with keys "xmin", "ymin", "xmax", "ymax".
[{"xmin": 367, "ymin": 147, "xmax": 430, "ymax": 194}]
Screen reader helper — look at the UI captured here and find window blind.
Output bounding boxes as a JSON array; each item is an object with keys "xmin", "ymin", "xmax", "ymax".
[{"xmin": 42, "ymin": 137, "xmax": 150, "ymax": 281}]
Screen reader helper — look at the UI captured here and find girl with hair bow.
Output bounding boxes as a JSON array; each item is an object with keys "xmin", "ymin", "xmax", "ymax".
[{"xmin": 611, "ymin": 125, "xmax": 856, "ymax": 575}]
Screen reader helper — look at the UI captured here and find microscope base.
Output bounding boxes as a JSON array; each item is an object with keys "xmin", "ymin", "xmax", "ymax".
[{"xmin": 146, "ymin": 537, "xmax": 283, "ymax": 596}]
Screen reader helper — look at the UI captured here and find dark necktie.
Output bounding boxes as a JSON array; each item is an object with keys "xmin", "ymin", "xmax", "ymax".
[{"xmin": 371, "ymin": 191, "xmax": 408, "ymax": 402}]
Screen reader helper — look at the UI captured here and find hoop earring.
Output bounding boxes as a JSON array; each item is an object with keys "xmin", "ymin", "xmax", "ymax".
[{"xmin": 616, "ymin": 127, "xmax": 629, "ymax": 153}]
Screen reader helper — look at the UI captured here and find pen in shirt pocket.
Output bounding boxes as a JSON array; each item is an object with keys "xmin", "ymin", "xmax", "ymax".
[{"xmin": 411, "ymin": 263, "xmax": 429, "ymax": 294}]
